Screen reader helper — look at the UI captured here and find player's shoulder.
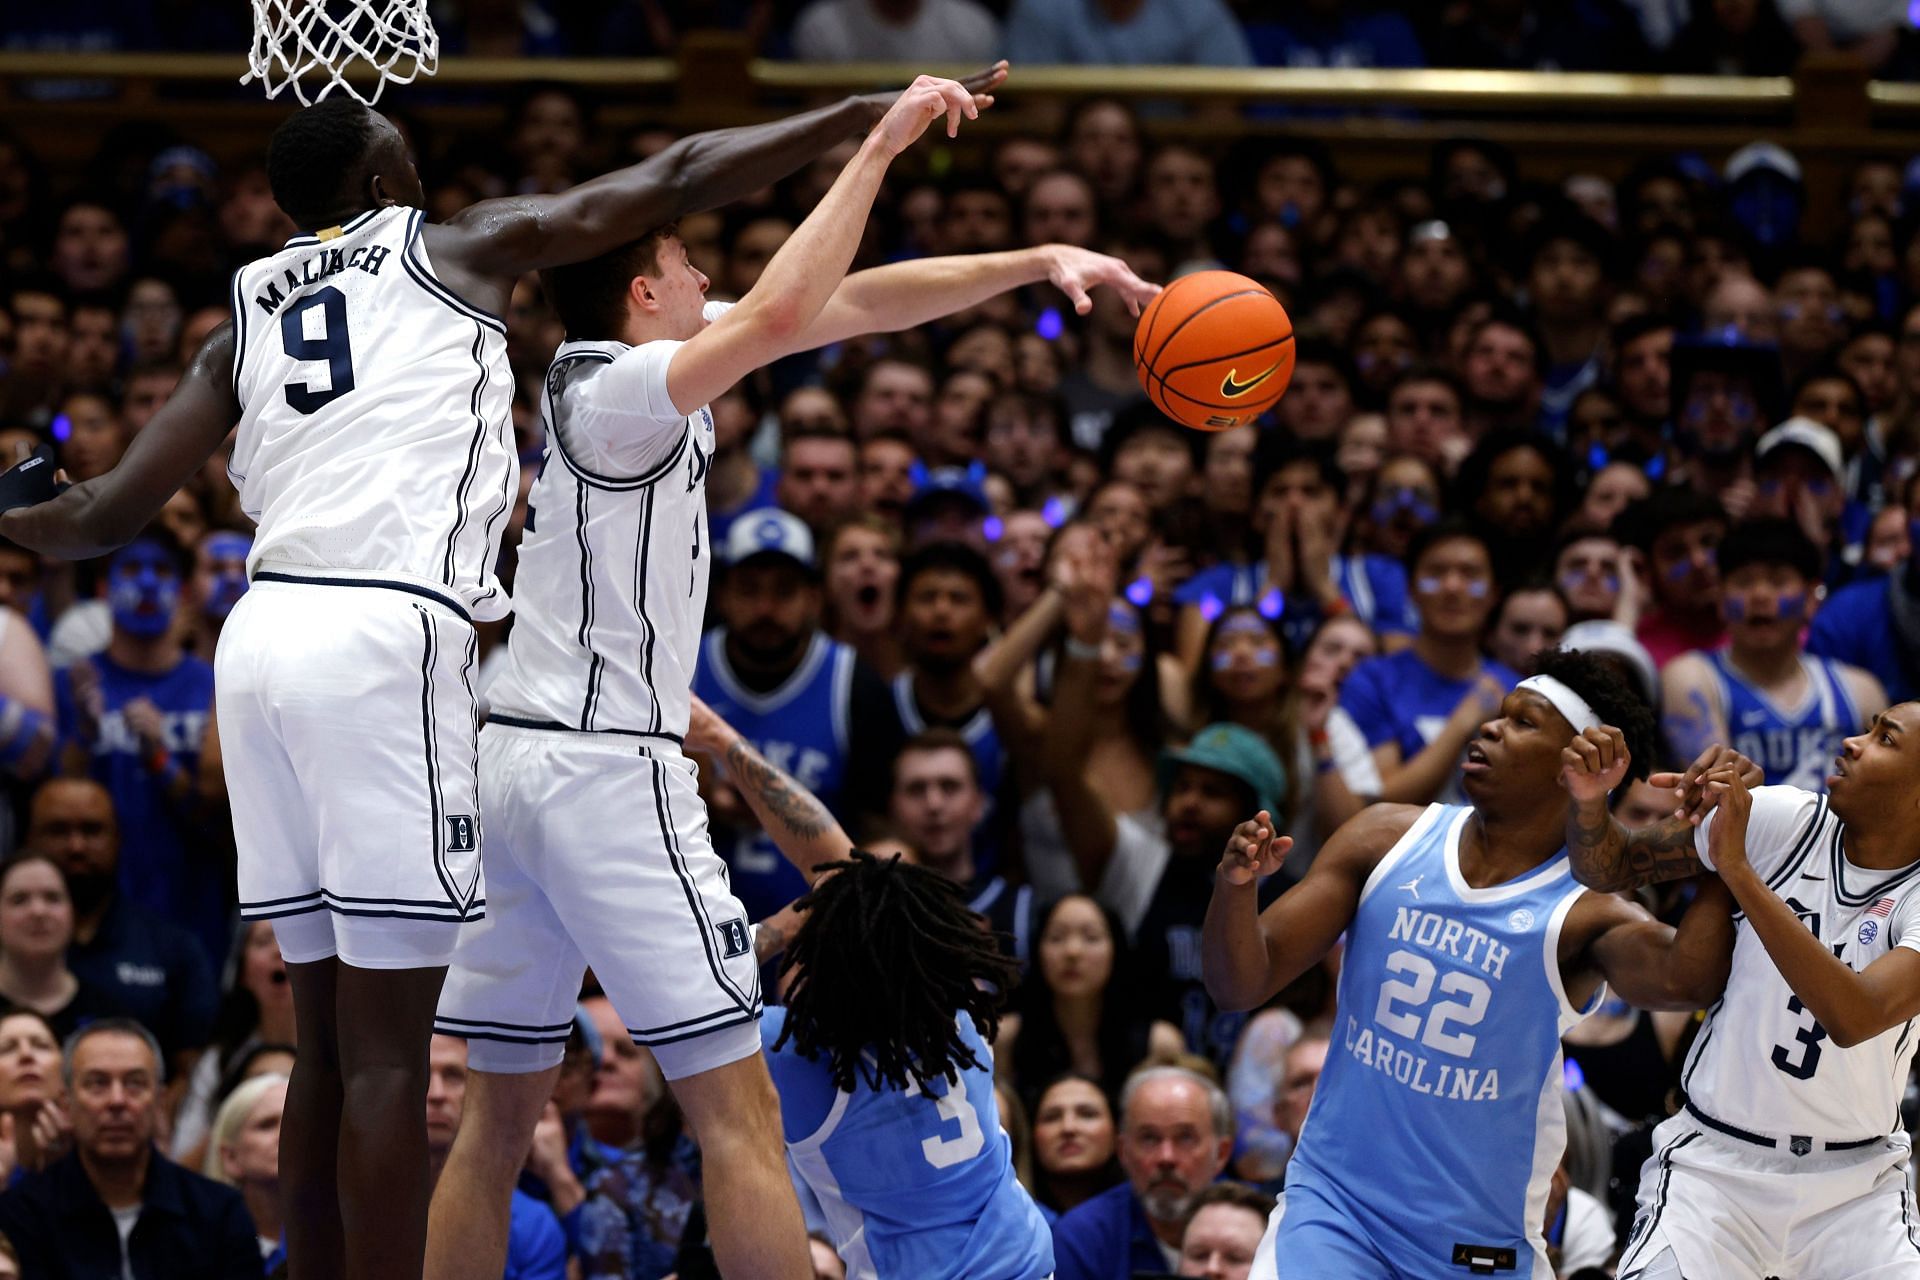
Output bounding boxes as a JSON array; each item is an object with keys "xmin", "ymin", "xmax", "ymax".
[{"xmin": 1325, "ymin": 801, "xmax": 1431, "ymax": 875}]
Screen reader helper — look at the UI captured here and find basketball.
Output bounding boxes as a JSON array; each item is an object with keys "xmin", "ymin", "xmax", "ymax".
[{"xmin": 1132, "ymin": 270, "xmax": 1294, "ymax": 432}]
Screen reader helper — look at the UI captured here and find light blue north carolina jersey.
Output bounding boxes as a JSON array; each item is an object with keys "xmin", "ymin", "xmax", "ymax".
[
  {"xmin": 1279, "ymin": 805, "xmax": 1596, "ymax": 1279},
  {"xmin": 693, "ymin": 629, "xmax": 853, "ymax": 921},
  {"xmin": 1706, "ymin": 651, "xmax": 1863, "ymax": 792},
  {"xmin": 762, "ymin": 1007, "xmax": 1052, "ymax": 1280}
]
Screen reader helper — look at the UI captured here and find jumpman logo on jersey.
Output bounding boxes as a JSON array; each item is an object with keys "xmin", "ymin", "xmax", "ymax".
[{"xmin": 1400, "ymin": 875, "xmax": 1424, "ymax": 900}]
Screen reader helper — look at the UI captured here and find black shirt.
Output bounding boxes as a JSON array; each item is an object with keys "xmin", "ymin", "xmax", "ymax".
[{"xmin": 68, "ymin": 894, "xmax": 218, "ymax": 1062}]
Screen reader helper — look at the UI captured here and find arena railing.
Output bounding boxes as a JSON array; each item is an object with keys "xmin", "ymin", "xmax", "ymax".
[{"xmin": 0, "ymin": 42, "xmax": 1912, "ymax": 238}]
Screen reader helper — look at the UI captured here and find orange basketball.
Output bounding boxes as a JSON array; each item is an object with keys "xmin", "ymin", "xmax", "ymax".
[{"xmin": 1132, "ymin": 270, "xmax": 1295, "ymax": 432}]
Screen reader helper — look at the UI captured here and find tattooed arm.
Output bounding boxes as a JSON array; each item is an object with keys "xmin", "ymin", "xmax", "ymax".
[
  {"xmin": 1562, "ymin": 727, "xmax": 1765, "ymax": 892},
  {"xmin": 686, "ymin": 695, "xmax": 853, "ymax": 883}
]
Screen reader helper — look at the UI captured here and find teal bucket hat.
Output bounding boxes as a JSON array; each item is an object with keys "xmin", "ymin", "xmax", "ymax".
[{"xmin": 1158, "ymin": 723, "xmax": 1287, "ymax": 820}]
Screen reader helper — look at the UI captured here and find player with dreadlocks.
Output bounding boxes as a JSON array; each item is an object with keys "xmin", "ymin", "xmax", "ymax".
[
  {"xmin": 684, "ymin": 696, "xmax": 1053, "ymax": 1280},
  {"xmin": 1205, "ymin": 647, "xmax": 1761, "ymax": 1279}
]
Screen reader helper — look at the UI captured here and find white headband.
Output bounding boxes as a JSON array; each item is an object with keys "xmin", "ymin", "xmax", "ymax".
[{"xmin": 1517, "ymin": 675, "xmax": 1601, "ymax": 734}]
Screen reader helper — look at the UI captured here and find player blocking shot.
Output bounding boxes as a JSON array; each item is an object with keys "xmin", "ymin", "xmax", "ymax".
[
  {"xmin": 1567, "ymin": 702, "xmax": 1920, "ymax": 1280},
  {"xmin": 424, "ymin": 76, "xmax": 1152, "ymax": 1280},
  {"xmin": 0, "ymin": 74, "xmax": 1007, "ymax": 1280},
  {"xmin": 1202, "ymin": 650, "xmax": 1755, "ymax": 1279}
]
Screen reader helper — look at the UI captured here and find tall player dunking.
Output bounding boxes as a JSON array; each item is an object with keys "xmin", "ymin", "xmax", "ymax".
[
  {"xmin": 1203, "ymin": 650, "xmax": 1752, "ymax": 1278},
  {"xmin": 425, "ymin": 79, "xmax": 1155, "ymax": 1280},
  {"xmin": 1569, "ymin": 702, "xmax": 1920, "ymax": 1279},
  {"xmin": 0, "ymin": 80, "xmax": 1007, "ymax": 1280}
]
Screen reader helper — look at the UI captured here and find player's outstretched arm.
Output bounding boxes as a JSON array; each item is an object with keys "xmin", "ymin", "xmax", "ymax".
[
  {"xmin": 686, "ymin": 695, "xmax": 852, "ymax": 883},
  {"xmin": 1706, "ymin": 765, "xmax": 1920, "ymax": 1047},
  {"xmin": 1581, "ymin": 878, "xmax": 1735, "ymax": 1011},
  {"xmin": 1203, "ymin": 803, "xmax": 1417, "ymax": 1012},
  {"xmin": 791, "ymin": 245, "xmax": 1160, "ymax": 351},
  {"xmin": 1562, "ymin": 726, "xmax": 1761, "ymax": 893},
  {"xmin": 0, "ymin": 325, "xmax": 237, "ymax": 560},
  {"xmin": 437, "ymin": 65, "xmax": 1005, "ymax": 279},
  {"xmin": 662, "ymin": 75, "xmax": 983, "ymax": 416}
]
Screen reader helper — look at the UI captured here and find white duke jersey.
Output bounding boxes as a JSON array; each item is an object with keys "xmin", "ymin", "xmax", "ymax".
[
  {"xmin": 229, "ymin": 206, "xmax": 516, "ymax": 621},
  {"xmin": 1683, "ymin": 785, "xmax": 1920, "ymax": 1144},
  {"xmin": 488, "ymin": 303, "xmax": 731, "ymax": 741}
]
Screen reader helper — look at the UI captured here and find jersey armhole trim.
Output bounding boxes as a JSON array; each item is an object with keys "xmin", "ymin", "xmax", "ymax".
[
  {"xmin": 1356, "ymin": 803, "xmax": 1447, "ymax": 905},
  {"xmin": 1542, "ymin": 886, "xmax": 1599, "ymax": 1027},
  {"xmin": 228, "ymin": 265, "xmax": 250, "ymax": 406},
  {"xmin": 544, "ymin": 350, "xmax": 693, "ymax": 492},
  {"xmin": 402, "ymin": 210, "xmax": 508, "ymax": 335}
]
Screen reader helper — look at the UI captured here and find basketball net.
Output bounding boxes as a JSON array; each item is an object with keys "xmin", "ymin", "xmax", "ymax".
[{"xmin": 241, "ymin": 0, "xmax": 438, "ymax": 106}]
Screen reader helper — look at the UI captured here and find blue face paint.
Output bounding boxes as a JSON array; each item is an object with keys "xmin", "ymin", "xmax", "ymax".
[
  {"xmin": 1115, "ymin": 650, "xmax": 1143, "ymax": 673},
  {"xmin": 1723, "ymin": 596, "xmax": 1747, "ymax": 621},
  {"xmin": 203, "ymin": 531, "xmax": 253, "ymax": 620},
  {"xmin": 1664, "ymin": 559, "xmax": 1694, "ymax": 584},
  {"xmin": 1465, "ymin": 580, "xmax": 1488, "ymax": 599},
  {"xmin": 108, "ymin": 541, "xmax": 181, "ymax": 637},
  {"xmin": 1107, "ymin": 602, "xmax": 1143, "ymax": 635},
  {"xmin": 1778, "ymin": 590, "xmax": 1806, "ymax": 618}
]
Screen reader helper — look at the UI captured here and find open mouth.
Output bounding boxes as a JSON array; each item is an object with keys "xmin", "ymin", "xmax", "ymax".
[
  {"xmin": 1463, "ymin": 743, "xmax": 1491, "ymax": 773},
  {"xmin": 856, "ymin": 585, "xmax": 880, "ymax": 608}
]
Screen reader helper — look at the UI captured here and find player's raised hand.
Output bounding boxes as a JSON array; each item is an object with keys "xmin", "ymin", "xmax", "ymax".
[
  {"xmin": 1701, "ymin": 763, "xmax": 1753, "ymax": 873},
  {"xmin": 1042, "ymin": 245, "xmax": 1161, "ymax": 317},
  {"xmin": 875, "ymin": 75, "xmax": 982, "ymax": 155},
  {"xmin": 1649, "ymin": 744, "xmax": 1763, "ymax": 825},
  {"xmin": 684, "ymin": 694, "xmax": 740, "ymax": 759},
  {"xmin": 1220, "ymin": 811, "xmax": 1291, "ymax": 886},
  {"xmin": 1560, "ymin": 725, "xmax": 1630, "ymax": 803},
  {"xmin": 861, "ymin": 61, "xmax": 1005, "ymax": 129}
]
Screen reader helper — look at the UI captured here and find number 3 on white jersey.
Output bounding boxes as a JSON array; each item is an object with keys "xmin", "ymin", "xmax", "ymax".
[{"xmin": 905, "ymin": 1074, "xmax": 986, "ymax": 1169}]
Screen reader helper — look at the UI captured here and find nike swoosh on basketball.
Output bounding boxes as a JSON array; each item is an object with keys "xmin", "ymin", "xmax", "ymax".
[{"xmin": 1221, "ymin": 363, "xmax": 1281, "ymax": 398}]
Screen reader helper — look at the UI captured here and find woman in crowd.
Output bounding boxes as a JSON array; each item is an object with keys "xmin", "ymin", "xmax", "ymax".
[
  {"xmin": 1484, "ymin": 580, "xmax": 1571, "ymax": 675},
  {"xmin": 0, "ymin": 854, "xmax": 123, "ymax": 1040},
  {"xmin": 0, "ymin": 1007, "xmax": 67, "ymax": 1180},
  {"xmin": 1028, "ymin": 1073, "xmax": 1124, "ymax": 1218},
  {"xmin": 172, "ymin": 919, "xmax": 295, "ymax": 1165},
  {"xmin": 207, "ymin": 1071, "xmax": 288, "ymax": 1262},
  {"xmin": 996, "ymin": 894, "xmax": 1181, "ymax": 1109}
]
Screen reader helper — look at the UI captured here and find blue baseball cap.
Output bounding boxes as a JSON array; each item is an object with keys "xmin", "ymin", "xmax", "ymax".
[{"xmin": 1159, "ymin": 723, "xmax": 1287, "ymax": 820}]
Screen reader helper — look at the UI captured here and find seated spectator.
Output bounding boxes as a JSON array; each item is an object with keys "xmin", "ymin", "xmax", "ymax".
[
  {"xmin": 29, "ymin": 778, "xmax": 214, "ymax": 1090},
  {"xmin": 1484, "ymin": 581, "xmax": 1570, "ymax": 676},
  {"xmin": 1244, "ymin": 0, "xmax": 1425, "ymax": 68},
  {"xmin": 424, "ymin": 1036, "xmax": 567, "ymax": 1280},
  {"xmin": 53, "ymin": 524, "xmax": 220, "ymax": 965},
  {"xmin": 0, "ymin": 1019, "xmax": 261, "ymax": 1278},
  {"xmin": 1175, "ymin": 1181, "xmax": 1271, "ymax": 1280},
  {"xmin": 1660, "ymin": 519, "xmax": 1883, "ymax": 790},
  {"xmin": 171, "ymin": 921, "xmax": 294, "ymax": 1166},
  {"xmin": 1614, "ymin": 488, "xmax": 1731, "ymax": 668},
  {"xmin": 0, "ymin": 1008, "xmax": 69, "ymax": 1181},
  {"xmin": 1031, "ymin": 1074, "xmax": 1125, "ymax": 1217},
  {"xmin": 1338, "ymin": 521, "xmax": 1519, "ymax": 807},
  {"xmin": 999, "ymin": 895, "xmax": 1183, "ymax": 1107},
  {"xmin": 0, "ymin": 852, "xmax": 126, "ymax": 1041},
  {"xmin": 1051, "ymin": 1065, "xmax": 1233, "ymax": 1280},
  {"xmin": 204, "ymin": 1072, "xmax": 286, "ymax": 1262},
  {"xmin": 1004, "ymin": 0, "xmax": 1252, "ymax": 66}
]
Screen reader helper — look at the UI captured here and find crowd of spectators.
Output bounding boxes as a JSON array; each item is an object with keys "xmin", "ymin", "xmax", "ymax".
[
  {"xmin": 0, "ymin": 50, "xmax": 1916, "ymax": 1280},
  {"xmin": 6, "ymin": 0, "xmax": 1920, "ymax": 77}
]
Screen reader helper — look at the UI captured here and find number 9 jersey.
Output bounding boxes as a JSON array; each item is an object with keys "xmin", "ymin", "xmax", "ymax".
[{"xmin": 229, "ymin": 207, "xmax": 516, "ymax": 622}]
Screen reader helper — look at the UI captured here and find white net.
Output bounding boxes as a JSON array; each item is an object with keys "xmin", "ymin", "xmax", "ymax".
[{"xmin": 241, "ymin": 0, "xmax": 439, "ymax": 106}]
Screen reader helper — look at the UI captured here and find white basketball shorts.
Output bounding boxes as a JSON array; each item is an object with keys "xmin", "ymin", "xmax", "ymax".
[
  {"xmin": 436, "ymin": 723, "xmax": 763, "ymax": 1081},
  {"xmin": 219, "ymin": 577, "xmax": 484, "ymax": 969},
  {"xmin": 1619, "ymin": 1112, "xmax": 1920, "ymax": 1279}
]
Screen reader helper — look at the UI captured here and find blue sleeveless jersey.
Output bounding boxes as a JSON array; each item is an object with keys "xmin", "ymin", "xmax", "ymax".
[
  {"xmin": 762, "ymin": 1007, "xmax": 1053, "ymax": 1280},
  {"xmin": 1707, "ymin": 651, "xmax": 1862, "ymax": 792},
  {"xmin": 693, "ymin": 629, "xmax": 854, "ymax": 920},
  {"xmin": 1279, "ymin": 805, "xmax": 1596, "ymax": 1279}
]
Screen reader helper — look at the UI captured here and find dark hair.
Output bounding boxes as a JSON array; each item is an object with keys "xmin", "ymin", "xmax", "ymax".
[
  {"xmin": 1012, "ymin": 896, "xmax": 1153, "ymax": 1110},
  {"xmin": 1611, "ymin": 312, "xmax": 1676, "ymax": 356},
  {"xmin": 1099, "ymin": 401, "xmax": 1204, "ymax": 475},
  {"xmin": 1717, "ymin": 517, "xmax": 1823, "ymax": 581},
  {"xmin": 0, "ymin": 849, "xmax": 65, "ymax": 899},
  {"xmin": 1789, "ymin": 360, "xmax": 1865, "ymax": 409},
  {"xmin": 1403, "ymin": 517, "xmax": 1490, "ymax": 577},
  {"xmin": 1465, "ymin": 304, "xmax": 1550, "ymax": 379},
  {"xmin": 1532, "ymin": 647, "xmax": 1659, "ymax": 784},
  {"xmin": 775, "ymin": 851, "xmax": 1019, "ymax": 1094},
  {"xmin": 1386, "ymin": 363, "xmax": 1465, "ymax": 409},
  {"xmin": 897, "ymin": 540, "xmax": 1004, "ymax": 620},
  {"xmin": 1290, "ymin": 336, "xmax": 1358, "ymax": 391},
  {"xmin": 1185, "ymin": 1180, "xmax": 1277, "ymax": 1221},
  {"xmin": 540, "ymin": 227, "xmax": 678, "ymax": 341},
  {"xmin": 1452, "ymin": 428, "xmax": 1577, "ymax": 525},
  {"xmin": 0, "ymin": 1005, "xmax": 61, "ymax": 1046},
  {"xmin": 895, "ymin": 728, "xmax": 982, "ymax": 788},
  {"xmin": 1030, "ymin": 1071, "xmax": 1124, "ymax": 1210},
  {"xmin": 1609, "ymin": 489, "xmax": 1729, "ymax": 555},
  {"xmin": 1523, "ymin": 210, "xmax": 1616, "ymax": 275},
  {"xmin": 1252, "ymin": 433, "xmax": 1342, "ymax": 499},
  {"xmin": 266, "ymin": 98, "xmax": 379, "ymax": 224}
]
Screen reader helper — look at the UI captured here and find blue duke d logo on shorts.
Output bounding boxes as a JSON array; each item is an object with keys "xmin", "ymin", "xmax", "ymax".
[
  {"xmin": 717, "ymin": 918, "xmax": 750, "ymax": 959},
  {"xmin": 445, "ymin": 814, "xmax": 476, "ymax": 853}
]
